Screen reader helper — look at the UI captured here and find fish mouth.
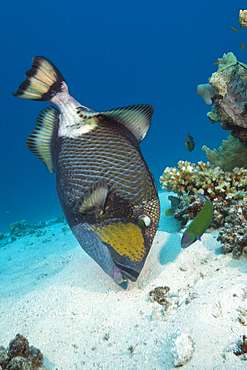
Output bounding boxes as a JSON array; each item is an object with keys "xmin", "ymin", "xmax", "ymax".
[{"xmin": 113, "ymin": 259, "xmax": 140, "ymax": 282}]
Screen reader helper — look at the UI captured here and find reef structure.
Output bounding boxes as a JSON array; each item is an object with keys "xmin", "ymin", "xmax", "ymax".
[
  {"xmin": 202, "ymin": 135, "xmax": 247, "ymax": 172},
  {"xmin": 239, "ymin": 10, "xmax": 247, "ymax": 29},
  {"xmin": 160, "ymin": 160, "xmax": 247, "ymax": 201},
  {"xmin": 197, "ymin": 52, "xmax": 247, "ymax": 144},
  {"xmin": 0, "ymin": 216, "xmax": 66, "ymax": 248},
  {"xmin": 217, "ymin": 199, "xmax": 247, "ymax": 258},
  {"xmin": 160, "ymin": 160, "xmax": 247, "ymax": 258}
]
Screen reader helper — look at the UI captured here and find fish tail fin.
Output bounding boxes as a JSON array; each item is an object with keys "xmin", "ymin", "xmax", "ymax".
[{"xmin": 12, "ymin": 56, "xmax": 66, "ymax": 102}]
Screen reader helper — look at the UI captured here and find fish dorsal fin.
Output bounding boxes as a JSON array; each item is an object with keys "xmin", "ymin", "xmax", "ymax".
[
  {"xmin": 26, "ymin": 106, "xmax": 59, "ymax": 173},
  {"xmin": 75, "ymin": 179, "xmax": 109, "ymax": 215},
  {"xmin": 101, "ymin": 104, "xmax": 154, "ymax": 143}
]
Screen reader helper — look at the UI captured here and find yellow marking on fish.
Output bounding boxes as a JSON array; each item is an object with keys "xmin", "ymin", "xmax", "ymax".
[
  {"xmin": 92, "ymin": 222, "xmax": 145, "ymax": 262},
  {"xmin": 240, "ymin": 43, "xmax": 246, "ymax": 50},
  {"xmin": 212, "ymin": 61, "xmax": 219, "ymax": 65}
]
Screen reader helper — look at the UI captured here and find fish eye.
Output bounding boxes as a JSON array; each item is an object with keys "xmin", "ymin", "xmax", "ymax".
[{"xmin": 138, "ymin": 215, "xmax": 151, "ymax": 228}]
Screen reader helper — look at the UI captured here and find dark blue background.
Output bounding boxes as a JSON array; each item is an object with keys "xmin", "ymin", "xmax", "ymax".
[{"xmin": 1, "ymin": 0, "xmax": 246, "ymax": 232}]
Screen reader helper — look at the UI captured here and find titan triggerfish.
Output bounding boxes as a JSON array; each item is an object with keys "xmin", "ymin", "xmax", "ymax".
[{"xmin": 13, "ymin": 57, "xmax": 160, "ymax": 287}]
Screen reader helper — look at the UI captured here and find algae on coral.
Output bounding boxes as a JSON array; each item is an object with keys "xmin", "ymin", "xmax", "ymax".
[
  {"xmin": 207, "ymin": 106, "xmax": 219, "ymax": 124},
  {"xmin": 216, "ymin": 52, "xmax": 237, "ymax": 72}
]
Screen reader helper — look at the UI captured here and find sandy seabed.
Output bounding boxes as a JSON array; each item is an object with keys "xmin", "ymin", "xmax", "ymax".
[{"xmin": 0, "ymin": 192, "xmax": 247, "ymax": 370}]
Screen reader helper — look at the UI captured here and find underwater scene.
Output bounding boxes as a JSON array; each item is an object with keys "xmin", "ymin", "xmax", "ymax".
[{"xmin": 1, "ymin": 0, "xmax": 247, "ymax": 369}]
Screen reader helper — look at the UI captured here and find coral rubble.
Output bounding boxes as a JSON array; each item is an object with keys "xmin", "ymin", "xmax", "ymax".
[
  {"xmin": 9, "ymin": 220, "xmax": 40, "ymax": 238},
  {"xmin": 225, "ymin": 335, "xmax": 247, "ymax": 361},
  {"xmin": 171, "ymin": 333, "xmax": 194, "ymax": 367},
  {"xmin": 149, "ymin": 286, "xmax": 170, "ymax": 307},
  {"xmin": 0, "ymin": 334, "xmax": 47, "ymax": 369},
  {"xmin": 8, "ymin": 218, "xmax": 63, "ymax": 238}
]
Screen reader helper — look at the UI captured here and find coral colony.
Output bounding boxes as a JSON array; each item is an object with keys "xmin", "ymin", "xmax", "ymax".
[
  {"xmin": 160, "ymin": 51, "xmax": 247, "ymax": 259},
  {"xmin": 0, "ymin": 334, "xmax": 46, "ymax": 370},
  {"xmin": 197, "ymin": 52, "xmax": 247, "ymax": 144},
  {"xmin": 160, "ymin": 160, "xmax": 247, "ymax": 200}
]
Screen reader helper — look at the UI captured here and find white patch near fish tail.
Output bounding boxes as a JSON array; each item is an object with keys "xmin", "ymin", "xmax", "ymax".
[
  {"xmin": 51, "ymin": 91, "xmax": 85, "ymax": 136},
  {"xmin": 13, "ymin": 56, "xmax": 98, "ymax": 139}
]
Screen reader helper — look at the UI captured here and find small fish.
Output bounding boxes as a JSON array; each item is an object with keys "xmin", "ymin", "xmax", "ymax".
[
  {"xmin": 13, "ymin": 57, "xmax": 160, "ymax": 286},
  {"xmin": 165, "ymin": 208, "xmax": 174, "ymax": 217},
  {"xmin": 240, "ymin": 43, "xmax": 246, "ymax": 50},
  {"xmin": 181, "ymin": 194, "xmax": 213, "ymax": 248},
  {"xmin": 229, "ymin": 25, "xmax": 239, "ymax": 33},
  {"xmin": 184, "ymin": 133, "xmax": 195, "ymax": 152},
  {"xmin": 212, "ymin": 61, "xmax": 219, "ymax": 65}
]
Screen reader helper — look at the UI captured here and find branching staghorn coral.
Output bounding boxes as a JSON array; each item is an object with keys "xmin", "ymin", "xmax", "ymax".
[
  {"xmin": 202, "ymin": 135, "xmax": 247, "ymax": 172},
  {"xmin": 160, "ymin": 160, "xmax": 247, "ymax": 200}
]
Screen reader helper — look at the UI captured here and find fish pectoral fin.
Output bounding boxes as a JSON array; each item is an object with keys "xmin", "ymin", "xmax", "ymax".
[
  {"xmin": 74, "ymin": 179, "xmax": 109, "ymax": 215},
  {"xmin": 26, "ymin": 106, "xmax": 59, "ymax": 173},
  {"xmin": 100, "ymin": 104, "xmax": 154, "ymax": 143}
]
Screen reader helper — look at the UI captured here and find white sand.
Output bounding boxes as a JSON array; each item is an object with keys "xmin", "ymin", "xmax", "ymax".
[{"xmin": 0, "ymin": 192, "xmax": 247, "ymax": 369}]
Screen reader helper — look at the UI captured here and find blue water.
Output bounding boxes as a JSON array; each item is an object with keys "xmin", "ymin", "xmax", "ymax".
[{"xmin": 0, "ymin": 0, "xmax": 246, "ymax": 232}]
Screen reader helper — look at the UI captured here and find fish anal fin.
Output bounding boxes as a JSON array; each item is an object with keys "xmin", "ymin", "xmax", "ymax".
[
  {"xmin": 75, "ymin": 179, "xmax": 109, "ymax": 215},
  {"xmin": 26, "ymin": 106, "xmax": 59, "ymax": 173},
  {"xmin": 100, "ymin": 104, "xmax": 154, "ymax": 143}
]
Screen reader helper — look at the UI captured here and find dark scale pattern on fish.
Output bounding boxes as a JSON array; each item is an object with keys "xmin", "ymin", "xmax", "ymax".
[{"xmin": 55, "ymin": 122, "xmax": 156, "ymax": 210}]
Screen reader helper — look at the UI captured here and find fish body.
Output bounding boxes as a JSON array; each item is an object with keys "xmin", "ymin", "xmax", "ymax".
[
  {"xmin": 181, "ymin": 194, "xmax": 213, "ymax": 248},
  {"xmin": 229, "ymin": 25, "xmax": 239, "ymax": 33},
  {"xmin": 13, "ymin": 57, "xmax": 160, "ymax": 286},
  {"xmin": 184, "ymin": 133, "xmax": 195, "ymax": 152},
  {"xmin": 165, "ymin": 208, "xmax": 174, "ymax": 217}
]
